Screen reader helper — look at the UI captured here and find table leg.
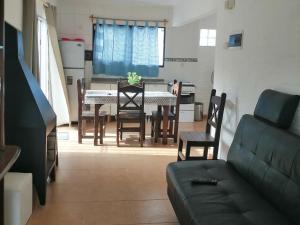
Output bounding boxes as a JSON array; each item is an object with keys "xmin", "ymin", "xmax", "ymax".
[
  {"xmin": 162, "ymin": 105, "xmax": 169, "ymax": 145},
  {"xmin": 94, "ymin": 104, "xmax": 101, "ymax": 146}
]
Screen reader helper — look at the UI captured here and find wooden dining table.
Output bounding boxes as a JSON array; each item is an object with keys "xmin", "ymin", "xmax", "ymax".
[{"xmin": 84, "ymin": 90, "xmax": 177, "ymax": 145}]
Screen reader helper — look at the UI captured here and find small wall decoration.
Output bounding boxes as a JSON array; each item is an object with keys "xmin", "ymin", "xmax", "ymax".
[{"xmin": 227, "ymin": 31, "xmax": 243, "ymax": 49}]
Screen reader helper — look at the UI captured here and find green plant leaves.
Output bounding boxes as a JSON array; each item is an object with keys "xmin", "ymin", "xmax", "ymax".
[{"xmin": 127, "ymin": 72, "xmax": 141, "ymax": 85}]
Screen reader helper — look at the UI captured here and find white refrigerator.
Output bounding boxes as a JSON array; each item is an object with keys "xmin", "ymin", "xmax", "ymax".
[{"xmin": 59, "ymin": 40, "xmax": 85, "ymax": 122}]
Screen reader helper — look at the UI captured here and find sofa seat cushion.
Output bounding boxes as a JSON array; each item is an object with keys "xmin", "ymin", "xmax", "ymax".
[{"xmin": 167, "ymin": 160, "xmax": 294, "ymax": 225}]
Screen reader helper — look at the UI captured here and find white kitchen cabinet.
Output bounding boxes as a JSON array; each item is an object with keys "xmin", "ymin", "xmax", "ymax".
[
  {"xmin": 179, "ymin": 110, "xmax": 194, "ymax": 122},
  {"xmin": 179, "ymin": 104, "xmax": 195, "ymax": 122}
]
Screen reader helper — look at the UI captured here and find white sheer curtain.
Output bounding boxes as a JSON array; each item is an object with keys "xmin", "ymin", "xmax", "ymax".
[
  {"xmin": 48, "ymin": 40, "xmax": 69, "ymax": 125},
  {"xmin": 37, "ymin": 18, "xmax": 50, "ymax": 100},
  {"xmin": 23, "ymin": 0, "xmax": 40, "ymax": 81},
  {"xmin": 45, "ymin": 4, "xmax": 70, "ymax": 125}
]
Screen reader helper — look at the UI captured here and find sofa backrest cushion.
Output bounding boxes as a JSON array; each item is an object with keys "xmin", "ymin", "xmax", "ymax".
[
  {"xmin": 228, "ymin": 114, "xmax": 300, "ymax": 224},
  {"xmin": 254, "ymin": 89, "xmax": 299, "ymax": 129}
]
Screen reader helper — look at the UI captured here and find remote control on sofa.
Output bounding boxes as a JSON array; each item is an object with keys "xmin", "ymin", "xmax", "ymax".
[{"xmin": 190, "ymin": 178, "xmax": 218, "ymax": 185}]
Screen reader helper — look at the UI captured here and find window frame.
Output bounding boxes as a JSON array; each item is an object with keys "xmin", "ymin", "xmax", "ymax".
[
  {"xmin": 37, "ymin": 16, "xmax": 50, "ymax": 99},
  {"xmin": 92, "ymin": 23, "xmax": 166, "ymax": 67},
  {"xmin": 199, "ymin": 28, "xmax": 216, "ymax": 47}
]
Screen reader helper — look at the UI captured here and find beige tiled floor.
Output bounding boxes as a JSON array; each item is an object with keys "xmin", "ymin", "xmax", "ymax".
[{"xmin": 27, "ymin": 120, "xmax": 205, "ymax": 225}]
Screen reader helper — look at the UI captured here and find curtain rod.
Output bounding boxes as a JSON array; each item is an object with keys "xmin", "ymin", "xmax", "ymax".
[{"xmin": 89, "ymin": 14, "xmax": 168, "ymax": 25}]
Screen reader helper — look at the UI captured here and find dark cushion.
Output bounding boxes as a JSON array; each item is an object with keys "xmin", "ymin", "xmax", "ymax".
[
  {"xmin": 228, "ymin": 115, "xmax": 300, "ymax": 225},
  {"xmin": 167, "ymin": 160, "xmax": 294, "ymax": 225},
  {"xmin": 254, "ymin": 89, "xmax": 299, "ymax": 129}
]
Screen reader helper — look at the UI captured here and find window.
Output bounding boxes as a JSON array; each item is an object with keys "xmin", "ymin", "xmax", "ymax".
[
  {"xmin": 157, "ymin": 27, "xmax": 165, "ymax": 67},
  {"xmin": 93, "ymin": 24, "xmax": 165, "ymax": 67},
  {"xmin": 199, "ymin": 29, "xmax": 216, "ymax": 47},
  {"xmin": 37, "ymin": 18, "xmax": 50, "ymax": 98}
]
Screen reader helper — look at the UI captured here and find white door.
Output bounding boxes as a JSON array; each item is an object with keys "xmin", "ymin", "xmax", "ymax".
[{"xmin": 64, "ymin": 68, "xmax": 84, "ymax": 122}]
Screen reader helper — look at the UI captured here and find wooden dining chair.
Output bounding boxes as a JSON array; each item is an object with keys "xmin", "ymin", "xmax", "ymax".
[
  {"xmin": 77, "ymin": 79, "xmax": 106, "ymax": 144},
  {"xmin": 177, "ymin": 89, "xmax": 226, "ymax": 161},
  {"xmin": 151, "ymin": 80, "xmax": 182, "ymax": 143},
  {"xmin": 116, "ymin": 81, "xmax": 145, "ymax": 147}
]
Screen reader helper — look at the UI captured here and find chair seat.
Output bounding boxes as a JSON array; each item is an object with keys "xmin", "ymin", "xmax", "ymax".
[
  {"xmin": 180, "ymin": 131, "xmax": 215, "ymax": 144},
  {"xmin": 82, "ymin": 110, "xmax": 106, "ymax": 118},
  {"xmin": 177, "ymin": 89, "xmax": 226, "ymax": 161},
  {"xmin": 116, "ymin": 81, "xmax": 145, "ymax": 147},
  {"xmin": 118, "ymin": 111, "xmax": 146, "ymax": 120},
  {"xmin": 151, "ymin": 110, "xmax": 175, "ymax": 120}
]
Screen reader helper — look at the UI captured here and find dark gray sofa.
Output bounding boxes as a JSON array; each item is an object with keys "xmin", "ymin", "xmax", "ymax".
[{"xmin": 167, "ymin": 90, "xmax": 300, "ymax": 225}]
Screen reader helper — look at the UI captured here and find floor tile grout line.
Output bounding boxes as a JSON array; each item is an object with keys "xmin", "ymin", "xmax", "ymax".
[{"xmin": 46, "ymin": 198, "xmax": 170, "ymax": 205}]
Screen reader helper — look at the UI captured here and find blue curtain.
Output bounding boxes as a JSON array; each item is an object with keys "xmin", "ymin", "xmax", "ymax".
[{"xmin": 93, "ymin": 19, "xmax": 159, "ymax": 77}]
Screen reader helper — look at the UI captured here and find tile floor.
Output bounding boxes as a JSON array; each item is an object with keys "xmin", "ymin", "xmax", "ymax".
[{"xmin": 27, "ymin": 120, "xmax": 205, "ymax": 225}]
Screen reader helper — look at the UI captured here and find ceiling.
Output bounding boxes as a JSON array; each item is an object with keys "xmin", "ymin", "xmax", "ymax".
[{"xmin": 60, "ymin": 0, "xmax": 179, "ymax": 7}]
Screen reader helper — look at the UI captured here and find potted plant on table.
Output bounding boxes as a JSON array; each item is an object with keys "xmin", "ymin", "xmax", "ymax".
[{"xmin": 127, "ymin": 72, "xmax": 142, "ymax": 86}]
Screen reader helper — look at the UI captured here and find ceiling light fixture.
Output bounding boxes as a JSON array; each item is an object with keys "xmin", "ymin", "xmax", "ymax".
[{"xmin": 225, "ymin": 0, "xmax": 235, "ymax": 10}]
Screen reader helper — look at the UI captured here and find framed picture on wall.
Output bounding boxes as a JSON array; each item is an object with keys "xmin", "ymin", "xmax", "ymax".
[{"xmin": 227, "ymin": 30, "xmax": 243, "ymax": 49}]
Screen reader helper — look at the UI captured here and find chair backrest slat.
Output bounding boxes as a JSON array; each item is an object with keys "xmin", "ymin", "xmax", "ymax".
[
  {"xmin": 206, "ymin": 89, "xmax": 227, "ymax": 143},
  {"xmin": 208, "ymin": 119, "xmax": 217, "ymax": 128},
  {"xmin": 117, "ymin": 81, "xmax": 145, "ymax": 115},
  {"xmin": 77, "ymin": 79, "xmax": 83, "ymax": 118},
  {"xmin": 170, "ymin": 80, "xmax": 182, "ymax": 118}
]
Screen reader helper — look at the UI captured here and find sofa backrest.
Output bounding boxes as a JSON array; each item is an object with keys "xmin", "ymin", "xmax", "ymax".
[
  {"xmin": 228, "ymin": 114, "xmax": 300, "ymax": 224},
  {"xmin": 254, "ymin": 89, "xmax": 299, "ymax": 129}
]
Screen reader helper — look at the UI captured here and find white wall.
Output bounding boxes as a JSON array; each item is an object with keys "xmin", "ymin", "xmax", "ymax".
[
  {"xmin": 197, "ymin": 15, "xmax": 216, "ymax": 112},
  {"xmin": 214, "ymin": 0, "xmax": 300, "ymax": 159},
  {"xmin": 4, "ymin": 0, "xmax": 54, "ymax": 31},
  {"xmin": 172, "ymin": 0, "xmax": 217, "ymax": 26},
  {"xmin": 57, "ymin": 1, "xmax": 173, "ymax": 51},
  {"xmin": 4, "ymin": 0, "xmax": 23, "ymax": 31},
  {"xmin": 160, "ymin": 15, "xmax": 216, "ymax": 112},
  {"xmin": 57, "ymin": 1, "xmax": 216, "ymax": 112},
  {"xmin": 56, "ymin": 1, "xmax": 172, "ymax": 79},
  {"xmin": 47, "ymin": 0, "xmax": 57, "ymax": 6},
  {"xmin": 37, "ymin": 0, "xmax": 46, "ymax": 19}
]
